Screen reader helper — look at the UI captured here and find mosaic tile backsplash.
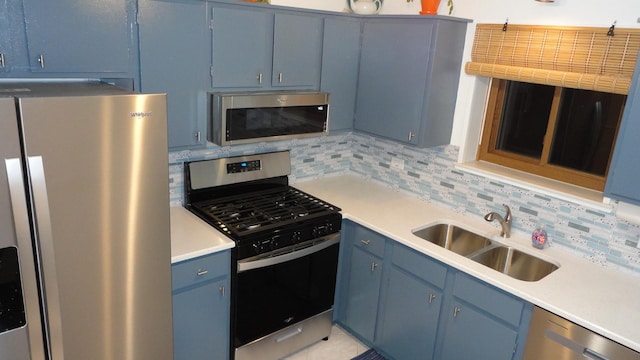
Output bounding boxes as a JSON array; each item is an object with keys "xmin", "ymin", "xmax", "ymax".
[{"xmin": 169, "ymin": 132, "xmax": 640, "ymax": 275}]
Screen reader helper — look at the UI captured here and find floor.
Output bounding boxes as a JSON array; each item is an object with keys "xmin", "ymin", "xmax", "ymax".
[{"xmin": 282, "ymin": 325, "xmax": 369, "ymax": 360}]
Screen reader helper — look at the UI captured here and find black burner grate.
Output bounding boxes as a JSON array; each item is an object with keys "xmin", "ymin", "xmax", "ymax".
[{"xmin": 192, "ymin": 187, "xmax": 340, "ymax": 239}]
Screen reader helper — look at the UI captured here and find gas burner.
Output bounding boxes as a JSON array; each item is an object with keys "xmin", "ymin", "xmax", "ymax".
[{"xmin": 191, "ymin": 186, "xmax": 340, "ymax": 240}]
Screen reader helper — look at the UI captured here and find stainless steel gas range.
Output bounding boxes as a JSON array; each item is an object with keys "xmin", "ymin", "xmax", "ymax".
[{"xmin": 183, "ymin": 151, "xmax": 342, "ymax": 360}]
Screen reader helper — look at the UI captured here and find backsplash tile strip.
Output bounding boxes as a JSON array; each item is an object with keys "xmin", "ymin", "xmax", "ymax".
[{"xmin": 168, "ymin": 131, "xmax": 640, "ymax": 275}]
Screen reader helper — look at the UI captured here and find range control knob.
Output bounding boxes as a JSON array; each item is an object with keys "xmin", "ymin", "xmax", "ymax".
[
  {"xmin": 270, "ymin": 235, "xmax": 282, "ymax": 250},
  {"xmin": 312, "ymin": 224, "xmax": 329, "ymax": 238}
]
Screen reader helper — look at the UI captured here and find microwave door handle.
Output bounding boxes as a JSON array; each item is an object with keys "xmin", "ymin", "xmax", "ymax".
[
  {"xmin": 237, "ymin": 234, "xmax": 339, "ymax": 272},
  {"xmin": 5, "ymin": 158, "xmax": 47, "ymax": 359}
]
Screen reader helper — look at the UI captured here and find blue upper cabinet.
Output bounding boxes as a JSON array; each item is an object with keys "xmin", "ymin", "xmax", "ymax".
[
  {"xmin": 210, "ymin": 3, "xmax": 323, "ymax": 90},
  {"xmin": 139, "ymin": 0, "xmax": 210, "ymax": 149},
  {"xmin": 1, "ymin": 0, "xmax": 137, "ymax": 81},
  {"xmin": 271, "ymin": 12, "xmax": 323, "ymax": 88},
  {"xmin": 604, "ymin": 52, "xmax": 640, "ymax": 206},
  {"xmin": 354, "ymin": 17, "xmax": 468, "ymax": 147},
  {"xmin": 0, "ymin": 0, "xmax": 12, "ymax": 73},
  {"xmin": 211, "ymin": 6, "xmax": 272, "ymax": 89},
  {"xmin": 321, "ymin": 16, "xmax": 361, "ymax": 132}
]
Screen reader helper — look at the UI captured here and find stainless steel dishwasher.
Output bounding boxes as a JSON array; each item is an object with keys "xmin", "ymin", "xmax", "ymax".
[{"xmin": 523, "ymin": 307, "xmax": 640, "ymax": 360}]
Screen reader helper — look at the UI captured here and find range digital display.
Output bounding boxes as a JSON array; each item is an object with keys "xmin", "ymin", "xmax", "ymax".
[{"xmin": 227, "ymin": 160, "xmax": 261, "ymax": 174}]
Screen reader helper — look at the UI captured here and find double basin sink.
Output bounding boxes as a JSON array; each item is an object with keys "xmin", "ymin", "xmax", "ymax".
[{"xmin": 412, "ymin": 223, "xmax": 558, "ymax": 282}]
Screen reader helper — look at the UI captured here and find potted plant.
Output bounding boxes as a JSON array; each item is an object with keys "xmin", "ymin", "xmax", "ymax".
[{"xmin": 419, "ymin": 0, "xmax": 453, "ymax": 15}]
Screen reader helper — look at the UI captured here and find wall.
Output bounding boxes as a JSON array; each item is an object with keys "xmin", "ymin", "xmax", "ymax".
[{"xmin": 169, "ymin": 132, "xmax": 640, "ymax": 275}]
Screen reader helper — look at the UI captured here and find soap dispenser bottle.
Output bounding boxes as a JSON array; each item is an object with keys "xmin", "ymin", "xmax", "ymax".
[{"xmin": 531, "ymin": 225, "xmax": 547, "ymax": 249}]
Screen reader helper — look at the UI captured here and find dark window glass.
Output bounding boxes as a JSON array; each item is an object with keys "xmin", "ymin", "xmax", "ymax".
[
  {"xmin": 549, "ymin": 89, "xmax": 625, "ymax": 176},
  {"xmin": 496, "ymin": 82, "xmax": 555, "ymax": 158}
]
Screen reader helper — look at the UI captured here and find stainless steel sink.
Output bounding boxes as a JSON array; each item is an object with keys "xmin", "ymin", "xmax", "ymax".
[
  {"xmin": 412, "ymin": 223, "xmax": 493, "ymax": 256},
  {"xmin": 412, "ymin": 223, "xmax": 558, "ymax": 281},
  {"xmin": 469, "ymin": 245, "xmax": 559, "ymax": 282}
]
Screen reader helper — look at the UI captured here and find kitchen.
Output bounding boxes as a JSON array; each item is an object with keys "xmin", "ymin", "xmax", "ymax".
[{"xmin": 2, "ymin": 0, "xmax": 640, "ymax": 359}]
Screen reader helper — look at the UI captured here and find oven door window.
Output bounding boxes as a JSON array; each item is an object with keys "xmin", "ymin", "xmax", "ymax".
[
  {"xmin": 234, "ymin": 242, "xmax": 338, "ymax": 347},
  {"xmin": 226, "ymin": 105, "xmax": 327, "ymax": 142}
]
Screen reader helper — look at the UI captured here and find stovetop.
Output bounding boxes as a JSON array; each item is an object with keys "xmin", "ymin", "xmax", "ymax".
[
  {"xmin": 183, "ymin": 151, "xmax": 342, "ymax": 260},
  {"xmin": 188, "ymin": 185, "xmax": 342, "ymax": 260},
  {"xmin": 191, "ymin": 186, "xmax": 340, "ymax": 239}
]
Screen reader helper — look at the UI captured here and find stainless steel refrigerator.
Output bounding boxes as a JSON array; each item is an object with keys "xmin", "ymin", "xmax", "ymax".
[{"xmin": 0, "ymin": 82, "xmax": 173, "ymax": 359}]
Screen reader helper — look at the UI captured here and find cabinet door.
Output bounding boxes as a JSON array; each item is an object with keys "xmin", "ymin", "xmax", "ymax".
[
  {"xmin": 272, "ymin": 12, "xmax": 323, "ymax": 88},
  {"xmin": 173, "ymin": 277, "xmax": 230, "ymax": 360},
  {"xmin": 343, "ymin": 246, "xmax": 383, "ymax": 343},
  {"xmin": 139, "ymin": 0, "xmax": 209, "ymax": 149},
  {"xmin": 378, "ymin": 267, "xmax": 442, "ymax": 360},
  {"xmin": 355, "ymin": 20, "xmax": 433, "ymax": 145},
  {"xmin": 211, "ymin": 6, "xmax": 272, "ymax": 88},
  {"xmin": 321, "ymin": 16, "xmax": 360, "ymax": 131},
  {"xmin": 604, "ymin": 56, "xmax": 640, "ymax": 205},
  {"xmin": 21, "ymin": 0, "xmax": 131, "ymax": 73},
  {"xmin": 439, "ymin": 302, "xmax": 518, "ymax": 360},
  {"xmin": 0, "ymin": 0, "xmax": 10, "ymax": 73}
]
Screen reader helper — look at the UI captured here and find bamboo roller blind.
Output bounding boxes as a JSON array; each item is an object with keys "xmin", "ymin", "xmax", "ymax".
[{"xmin": 465, "ymin": 24, "xmax": 640, "ymax": 94}]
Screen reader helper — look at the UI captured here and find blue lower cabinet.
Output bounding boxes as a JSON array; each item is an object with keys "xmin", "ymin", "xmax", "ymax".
[
  {"xmin": 338, "ymin": 228, "xmax": 385, "ymax": 344},
  {"xmin": 436, "ymin": 273, "xmax": 532, "ymax": 360},
  {"xmin": 377, "ymin": 266, "xmax": 443, "ymax": 359},
  {"xmin": 336, "ymin": 222, "xmax": 532, "ymax": 360},
  {"xmin": 439, "ymin": 301, "xmax": 518, "ymax": 360},
  {"xmin": 171, "ymin": 251, "xmax": 230, "ymax": 360}
]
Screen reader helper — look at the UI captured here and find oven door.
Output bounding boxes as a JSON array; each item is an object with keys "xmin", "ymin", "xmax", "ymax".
[{"xmin": 234, "ymin": 234, "xmax": 340, "ymax": 349}]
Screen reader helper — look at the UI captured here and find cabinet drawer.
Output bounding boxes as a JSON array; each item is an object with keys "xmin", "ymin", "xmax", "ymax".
[
  {"xmin": 452, "ymin": 273, "xmax": 523, "ymax": 327},
  {"xmin": 172, "ymin": 251, "xmax": 230, "ymax": 291},
  {"xmin": 391, "ymin": 244, "xmax": 447, "ymax": 289},
  {"xmin": 352, "ymin": 225, "xmax": 386, "ymax": 257}
]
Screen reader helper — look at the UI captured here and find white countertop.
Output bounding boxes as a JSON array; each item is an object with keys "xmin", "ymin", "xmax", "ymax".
[
  {"xmin": 170, "ymin": 206, "xmax": 234, "ymax": 263},
  {"xmin": 169, "ymin": 174, "xmax": 640, "ymax": 352},
  {"xmin": 294, "ymin": 175, "xmax": 640, "ymax": 353}
]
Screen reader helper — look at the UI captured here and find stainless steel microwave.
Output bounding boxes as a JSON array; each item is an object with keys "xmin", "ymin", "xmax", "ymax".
[{"xmin": 208, "ymin": 91, "xmax": 330, "ymax": 146}]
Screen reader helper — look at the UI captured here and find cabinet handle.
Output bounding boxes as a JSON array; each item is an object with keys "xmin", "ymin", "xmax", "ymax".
[
  {"xmin": 37, "ymin": 54, "xmax": 45, "ymax": 69},
  {"xmin": 220, "ymin": 286, "xmax": 225, "ymax": 297},
  {"xmin": 360, "ymin": 239, "xmax": 371, "ymax": 246},
  {"xmin": 428, "ymin": 293, "xmax": 436, "ymax": 304},
  {"xmin": 453, "ymin": 306, "xmax": 461, "ymax": 317},
  {"xmin": 257, "ymin": 73, "xmax": 263, "ymax": 84},
  {"xmin": 408, "ymin": 131, "xmax": 415, "ymax": 141},
  {"xmin": 278, "ymin": 72, "xmax": 283, "ymax": 83},
  {"xmin": 195, "ymin": 131, "xmax": 201, "ymax": 142},
  {"xmin": 196, "ymin": 269, "xmax": 209, "ymax": 276},
  {"xmin": 0, "ymin": 53, "xmax": 5, "ymax": 68},
  {"xmin": 370, "ymin": 262, "xmax": 378, "ymax": 272}
]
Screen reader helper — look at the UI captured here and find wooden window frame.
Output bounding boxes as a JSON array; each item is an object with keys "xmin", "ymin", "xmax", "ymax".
[{"xmin": 478, "ymin": 79, "xmax": 624, "ymax": 191}]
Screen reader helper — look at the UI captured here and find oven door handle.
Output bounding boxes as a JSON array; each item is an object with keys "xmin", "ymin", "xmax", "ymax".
[{"xmin": 237, "ymin": 234, "xmax": 340, "ymax": 272}]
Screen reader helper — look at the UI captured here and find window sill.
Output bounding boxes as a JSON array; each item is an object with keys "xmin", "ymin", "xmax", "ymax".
[{"xmin": 455, "ymin": 161, "xmax": 613, "ymax": 213}]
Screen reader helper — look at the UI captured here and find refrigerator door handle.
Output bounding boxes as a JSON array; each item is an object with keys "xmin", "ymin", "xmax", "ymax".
[
  {"xmin": 27, "ymin": 156, "xmax": 65, "ymax": 359},
  {"xmin": 5, "ymin": 158, "xmax": 47, "ymax": 360}
]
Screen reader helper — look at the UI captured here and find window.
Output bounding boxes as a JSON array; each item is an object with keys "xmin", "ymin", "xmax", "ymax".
[
  {"xmin": 465, "ymin": 23, "xmax": 640, "ymax": 191},
  {"xmin": 478, "ymin": 79, "xmax": 626, "ymax": 191}
]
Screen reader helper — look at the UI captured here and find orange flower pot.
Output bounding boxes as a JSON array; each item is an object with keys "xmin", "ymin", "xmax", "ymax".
[{"xmin": 420, "ymin": 0, "xmax": 440, "ymax": 15}]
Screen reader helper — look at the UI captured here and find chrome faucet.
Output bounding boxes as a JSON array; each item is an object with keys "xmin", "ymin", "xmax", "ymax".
[{"xmin": 484, "ymin": 204, "xmax": 512, "ymax": 238}]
